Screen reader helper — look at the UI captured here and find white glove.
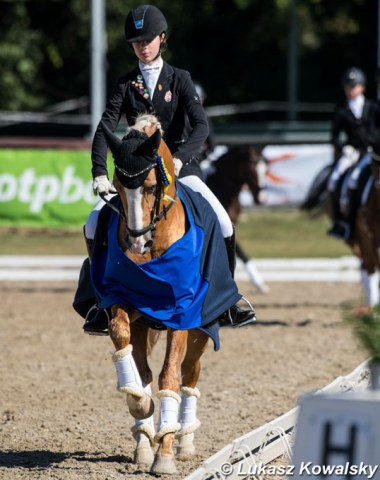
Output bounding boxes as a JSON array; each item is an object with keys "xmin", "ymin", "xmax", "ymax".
[
  {"xmin": 92, "ymin": 175, "xmax": 114, "ymax": 195},
  {"xmin": 173, "ymin": 157, "xmax": 183, "ymax": 176}
]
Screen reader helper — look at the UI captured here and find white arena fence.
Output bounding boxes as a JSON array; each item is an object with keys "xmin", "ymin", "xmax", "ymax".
[{"xmin": 184, "ymin": 360, "xmax": 370, "ymax": 480}]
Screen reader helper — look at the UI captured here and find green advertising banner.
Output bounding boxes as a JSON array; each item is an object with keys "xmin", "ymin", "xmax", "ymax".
[{"xmin": 0, "ymin": 148, "xmax": 113, "ymax": 227}]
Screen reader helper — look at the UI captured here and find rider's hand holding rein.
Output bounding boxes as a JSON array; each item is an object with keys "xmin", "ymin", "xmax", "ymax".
[
  {"xmin": 92, "ymin": 175, "xmax": 116, "ymax": 195},
  {"xmin": 173, "ymin": 158, "xmax": 183, "ymax": 176}
]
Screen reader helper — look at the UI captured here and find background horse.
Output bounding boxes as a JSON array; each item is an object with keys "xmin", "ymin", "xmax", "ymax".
[
  {"xmin": 90, "ymin": 115, "xmax": 239, "ymax": 475},
  {"xmin": 354, "ymin": 153, "xmax": 380, "ymax": 306},
  {"xmin": 301, "ymin": 157, "xmax": 379, "ymax": 306},
  {"xmin": 204, "ymin": 145, "xmax": 269, "ymax": 293}
]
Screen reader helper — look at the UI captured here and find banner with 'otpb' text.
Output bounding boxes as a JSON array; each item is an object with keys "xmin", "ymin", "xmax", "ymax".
[{"xmin": 0, "ymin": 149, "xmax": 113, "ymax": 227}]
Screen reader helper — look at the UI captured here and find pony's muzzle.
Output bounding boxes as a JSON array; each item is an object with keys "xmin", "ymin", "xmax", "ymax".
[{"xmin": 125, "ymin": 234, "xmax": 154, "ymax": 254}]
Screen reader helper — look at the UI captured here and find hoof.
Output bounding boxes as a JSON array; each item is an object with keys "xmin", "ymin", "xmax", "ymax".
[
  {"xmin": 256, "ymin": 282, "xmax": 269, "ymax": 294},
  {"xmin": 127, "ymin": 393, "xmax": 154, "ymax": 420},
  {"xmin": 151, "ymin": 454, "xmax": 177, "ymax": 475},
  {"xmin": 177, "ymin": 444, "xmax": 196, "ymax": 460},
  {"xmin": 177, "ymin": 434, "xmax": 196, "ymax": 460},
  {"xmin": 134, "ymin": 445, "xmax": 154, "ymax": 468}
]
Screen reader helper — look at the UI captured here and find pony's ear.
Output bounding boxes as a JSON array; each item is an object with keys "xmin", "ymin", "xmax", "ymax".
[
  {"xmin": 136, "ymin": 128, "xmax": 161, "ymax": 156},
  {"xmin": 101, "ymin": 122, "xmax": 122, "ymax": 157}
]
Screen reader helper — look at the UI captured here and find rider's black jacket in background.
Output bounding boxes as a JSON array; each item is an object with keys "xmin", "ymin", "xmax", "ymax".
[
  {"xmin": 330, "ymin": 98, "xmax": 380, "ymax": 160},
  {"xmin": 91, "ymin": 61, "xmax": 209, "ymax": 180}
]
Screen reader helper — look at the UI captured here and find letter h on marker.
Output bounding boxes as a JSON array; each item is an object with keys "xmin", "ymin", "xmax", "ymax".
[{"xmin": 321, "ymin": 422, "xmax": 357, "ymax": 476}]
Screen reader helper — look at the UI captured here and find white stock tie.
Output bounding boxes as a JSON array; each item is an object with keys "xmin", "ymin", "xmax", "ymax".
[{"xmin": 139, "ymin": 59, "xmax": 163, "ymax": 100}]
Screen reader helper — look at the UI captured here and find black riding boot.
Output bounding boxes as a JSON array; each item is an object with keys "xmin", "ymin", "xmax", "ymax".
[
  {"xmin": 345, "ymin": 188, "xmax": 359, "ymax": 242},
  {"xmin": 218, "ymin": 230, "xmax": 256, "ymax": 328},
  {"xmin": 327, "ymin": 190, "xmax": 349, "ymax": 240},
  {"xmin": 81, "ymin": 233, "xmax": 110, "ymax": 336}
]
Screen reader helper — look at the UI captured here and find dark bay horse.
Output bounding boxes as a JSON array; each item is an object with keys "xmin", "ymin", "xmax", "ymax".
[
  {"xmin": 301, "ymin": 154, "xmax": 380, "ymax": 306},
  {"xmin": 205, "ymin": 145, "xmax": 269, "ymax": 293},
  {"xmin": 90, "ymin": 114, "xmax": 240, "ymax": 474},
  {"xmin": 354, "ymin": 151, "xmax": 380, "ymax": 306}
]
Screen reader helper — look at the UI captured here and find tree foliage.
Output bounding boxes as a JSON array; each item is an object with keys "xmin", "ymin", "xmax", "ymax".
[{"xmin": 0, "ymin": 0, "xmax": 377, "ymax": 113}]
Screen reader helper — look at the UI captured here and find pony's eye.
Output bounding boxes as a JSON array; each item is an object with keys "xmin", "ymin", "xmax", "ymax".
[{"xmin": 144, "ymin": 185, "xmax": 157, "ymax": 195}]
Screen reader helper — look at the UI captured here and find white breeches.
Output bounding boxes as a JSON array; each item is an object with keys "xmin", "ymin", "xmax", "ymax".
[
  {"xmin": 84, "ymin": 193, "xmax": 116, "ymax": 240},
  {"xmin": 346, "ymin": 152, "xmax": 371, "ymax": 190},
  {"xmin": 178, "ymin": 175, "xmax": 233, "ymax": 238},
  {"xmin": 327, "ymin": 146, "xmax": 360, "ymax": 192},
  {"xmin": 340, "ymin": 152, "xmax": 370, "ymax": 210},
  {"xmin": 84, "ymin": 177, "xmax": 233, "ymax": 240}
]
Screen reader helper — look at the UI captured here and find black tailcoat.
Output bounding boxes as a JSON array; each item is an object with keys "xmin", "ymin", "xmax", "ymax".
[
  {"xmin": 91, "ymin": 61, "xmax": 208, "ymax": 179},
  {"xmin": 330, "ymin": 98, "xmax": 379, "ymax": 157}
]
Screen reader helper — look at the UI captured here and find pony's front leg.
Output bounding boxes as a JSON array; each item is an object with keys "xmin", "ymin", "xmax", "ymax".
[
  {"xmin": 151, "ymin": 329, "xmax": 188, "ymax": 475},
  {"xmin": 109, "ymin": 306, "xmax": 154, "ymax": 420},
  {"xmin": 177, "ymin": 329, "xmax": 209, "ymax": 460},
  {"xmin": 130, "ymin": 323, "xmax": 155, "ymax": 468}
]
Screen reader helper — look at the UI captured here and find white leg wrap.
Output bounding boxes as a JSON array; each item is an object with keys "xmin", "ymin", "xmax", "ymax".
[
  {"xmin": 177, "ymin": 386, "xmax": 201, "ymax": 438},
  {"xmin": 131, "ymin": 384, "xmax": 155, "ymax": 445},
  {"xmin": 245, "ymin": 259, "xmax": 269, "ymax": 293},
  {"xmin": 155, "ymin": 389, "xmax": 181, "ymax": 442},
  {"xmin": 112, "ymin": 345, "xmax": 144, "ymax": 397},
  {"xmin": 361, "ymin": 269, "xmax": 380, "ymax": 307}
]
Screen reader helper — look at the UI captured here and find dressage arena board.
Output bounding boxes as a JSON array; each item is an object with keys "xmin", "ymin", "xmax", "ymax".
[
  {"xmin": 0, "ymin": 255, "xmax": 361, "ymax": 282},
  {"xmin": 184, "ymin": 360, "xmax": 371, "ymax": 480}
]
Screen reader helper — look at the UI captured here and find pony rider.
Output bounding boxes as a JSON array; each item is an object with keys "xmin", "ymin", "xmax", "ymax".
[{"xmin": 80, "ymin": 4, "xmax": 255, "ymax": 334}]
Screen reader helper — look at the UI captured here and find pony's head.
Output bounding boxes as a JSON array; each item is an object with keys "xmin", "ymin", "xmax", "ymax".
[
  {"xmin": 101, "ymin": 115, "xmax": 174, "ymax": 254},
  {"xmin": 242, "ymin": 146, "xmax": 267, "ymax": 204}
]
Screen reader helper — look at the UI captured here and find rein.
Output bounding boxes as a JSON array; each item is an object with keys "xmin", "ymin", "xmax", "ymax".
[{"xmin": 100, "ymin": 184, "xmax": 178, "ymax": 239}]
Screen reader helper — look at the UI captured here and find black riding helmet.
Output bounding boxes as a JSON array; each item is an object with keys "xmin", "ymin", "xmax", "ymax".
[
  {"xmin": 341, "ymin": 67, "xmax": 367, "ymax": 87},
  {"xmin": 125, "ymin": 5, "xmax": 168, "ymax": 44}
]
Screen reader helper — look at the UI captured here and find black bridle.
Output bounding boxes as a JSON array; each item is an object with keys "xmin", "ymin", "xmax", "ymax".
[{"xmin": 100, "ymin": 166, "xmax": 177, "ymax": 244}]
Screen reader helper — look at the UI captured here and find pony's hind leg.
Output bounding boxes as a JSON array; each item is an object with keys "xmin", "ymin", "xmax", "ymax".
[
  {"xmin": 177, "ymin": 329, "xmax": 209, "ymax": 460},
  {"xmin": 109, "ymin": 306, "xmax": 154, "ymax": 421},
  {"xmin": 151, "ymin": 329, "xmax": 188, "ymax": 475}
]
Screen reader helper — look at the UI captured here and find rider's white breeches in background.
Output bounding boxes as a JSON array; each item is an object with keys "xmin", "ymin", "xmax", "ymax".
[
  {"xmin": 339, "ymin": 152, "xmax": 370, "ymax": 210},
  {"xmin": 178, "ymin": 175, "xmax": 233, "ymax": 238},
  {"xmin": 84, "ymin": 177, "xmax": 233, "ymax": 240},
  {"xmin": 84, "ymin": 194, "xmax": 116, "ymax": 240},
  {"xmin": 347, "ymin": 152, "xmax": 370, "ymax": 190},
  {"xmin": 327, "ymin": 145, "xmax": 360, "ymax": 192}
]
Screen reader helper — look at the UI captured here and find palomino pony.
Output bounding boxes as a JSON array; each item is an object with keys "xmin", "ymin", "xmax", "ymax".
[
  {"xmin": 90, "ymin": 114, "xmax": 241, "ymax": 474},
  {"xmin": 205, "ymin": 145, "xmax": 269, "ymax": 292}
]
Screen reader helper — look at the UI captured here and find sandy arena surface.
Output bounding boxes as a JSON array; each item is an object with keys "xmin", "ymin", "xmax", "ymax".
[{"xmin": 0, "ymin": 280, "xmax": 367, "ymax": 479}]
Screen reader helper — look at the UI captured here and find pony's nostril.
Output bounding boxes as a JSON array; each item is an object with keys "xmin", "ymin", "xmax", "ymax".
[{"xmin": 145, "ymin": 239, "xmax": 154, "ymax": 249}]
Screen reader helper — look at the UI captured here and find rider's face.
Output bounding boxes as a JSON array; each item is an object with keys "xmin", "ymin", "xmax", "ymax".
[
  {"xmin": 132, "ymin": 35, "xmax": 164, "ymax": 64},
  {"xmin": 344, "ymin": 83, "xmax": 365, "ymax": 100}
]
